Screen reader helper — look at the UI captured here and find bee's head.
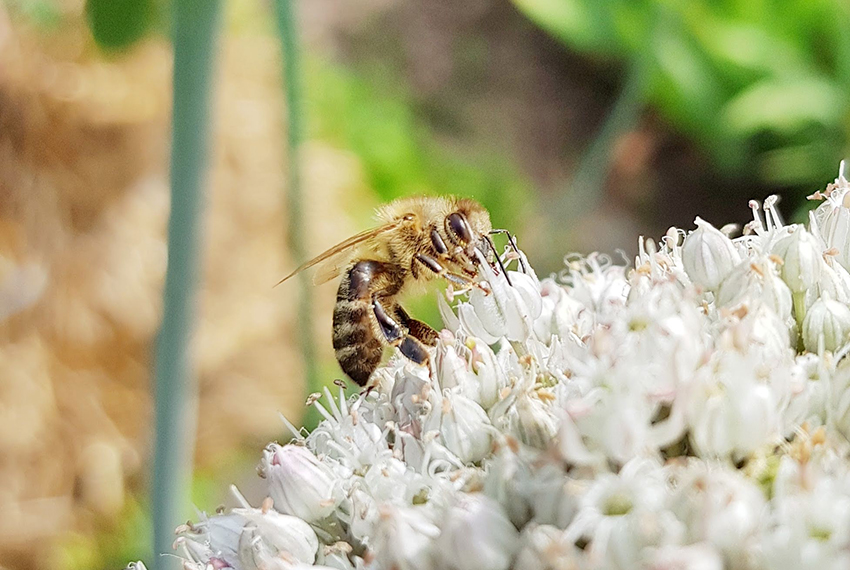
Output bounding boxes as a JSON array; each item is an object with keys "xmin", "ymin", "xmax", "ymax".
[{"xmin": 444, "ymin": 200, "xmax": 492, "ymax": 260}]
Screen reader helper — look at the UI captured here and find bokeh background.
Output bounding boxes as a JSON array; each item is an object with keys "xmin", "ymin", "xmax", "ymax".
[{"xmin": 1, "ymin": 0, "xmax": 848, "ymax": 568}]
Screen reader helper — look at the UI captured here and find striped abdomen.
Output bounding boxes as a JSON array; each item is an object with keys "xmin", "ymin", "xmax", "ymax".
[
  {"xmin": 333, "ymin": 260, "xmax": 404, "ymax": 385},
  {"xmin": 332, "ymin": 297, "xmax": 382, "ymax": 386}
]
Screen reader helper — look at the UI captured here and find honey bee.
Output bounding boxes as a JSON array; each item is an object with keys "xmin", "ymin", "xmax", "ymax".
[{"xmin": 277, "ymin": 196, "xmax": 515, "ymax": 386}]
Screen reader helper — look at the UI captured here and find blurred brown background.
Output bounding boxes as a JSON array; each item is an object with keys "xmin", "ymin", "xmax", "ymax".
[{"xmin": 0, "ymin": 0, "xmax": 846, "ymax": 567}]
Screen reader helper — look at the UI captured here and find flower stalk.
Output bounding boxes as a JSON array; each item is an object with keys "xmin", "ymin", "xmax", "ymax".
[{"xmin": 152, "ymin": 1, "xmax": 221, "ymax": 568}]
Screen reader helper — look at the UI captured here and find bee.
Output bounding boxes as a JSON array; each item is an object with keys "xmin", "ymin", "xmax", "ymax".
[{"xmin": 277, "ymin": 196, "xmax": 516, "ymax": 386}]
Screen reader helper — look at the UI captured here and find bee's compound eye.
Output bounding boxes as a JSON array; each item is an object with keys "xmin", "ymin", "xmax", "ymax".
[
  {"xmin": 447, "ymin": 213, "xmax": 473, "ymax": 245},
  {"xmin": 403, "ymin": 213, "xmax": 416, "ymax": 222}
]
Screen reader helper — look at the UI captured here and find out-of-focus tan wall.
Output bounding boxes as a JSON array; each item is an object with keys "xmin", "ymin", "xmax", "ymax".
[{"xmin": 0, "ymin": 5, "xmax": 366, "ymax": 568}]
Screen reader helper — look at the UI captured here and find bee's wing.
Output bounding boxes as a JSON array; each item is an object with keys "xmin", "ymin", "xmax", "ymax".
[{"xmin": 276, "ymin": 220, "xmax": 402, "ymax": 287}]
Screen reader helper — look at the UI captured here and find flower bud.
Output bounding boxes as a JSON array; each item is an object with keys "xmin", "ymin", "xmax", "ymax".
[
  {"xmin": 527, "ymin": 466, "xmax": 579, "ymax": 529},
  {"xmin": 802, "ymin": 294, "xmax": 850, "ymax": 352},
  {"xmin": 716, "ymin": 258, "xmax": 793, "ymax": 319},
  {"xmin": 760, "ymin": 262, "xmax": 794, "ymax": 319},
  {"xmin": 532, "ymin": 279, "xmax": 562, "ymax": 343},
  {"xmin": 436, "ymin": 343, "xmax": 477, "ymax": 394},
  {"xmin": 431, "ymin": 392, "xmax": 493, "ymax": 463},
  {"xmin": 646, "ymin": 543, "xmax": 723, "ymax": 570},
  {"xmin": 829, "ymin": 358, "xmax": 850, "ymax": 443},
  {"xmin": 483, "ymin": 446, "xmax": 533, "ymax": 527},
  {"xmin": 372, "ymin": 506, "xmax": 440, "ymax": 570},
  {"xmin": 458, "ymin": 301, "xmax": 501, "ymax": 345},
  {"xmin": 200, "ymin": 508, "xmax": 319, "ymax": 569},
  {"xmin": 682, "ymin": 217, "xmax": 740, "ymax": 290},
  {"xmin": 468, "ymin": 338, "xmax": 509, "ymax": 410},
  {"xmin": 685, "ymin": 353, "xmax": 777, "ymax": 458},
  {"xmin": 514, "ymin": 525, "xmax": 582, "ymax": 570},
  {"xmin": 715, "ymin": 260, "xmax": 752, "ymax": 308},
  {"xmin": 818, "ymin": 259, "xmax": 850, "ymax": 304},
  {"xmin": 667, "ymin": 464, "xmax": 764, "ymax": 560},
  {"xmin": 238, "ymin": 508, "xmax": 319, "ymax": 567},
  {"xmin": 463, "ymin": 253, "xmax": 541, "ymax": 342},
  {"xmin": 205, "ymin": 513, "xmax": 245, "ymax": 567},
  {"xmin": 553, "ymin": 290, "xmax": 593, "ymax": 340},
  {"xmin": 510, "ymin": 392, "xmax": 558, "ymax": 449},
  {"xmin": 812, "ymin": 183, "xmax": 850, "ymax": 271},
  {"xmin": 436, "ymin": 494, "xmax": 520, "ymax": 570},
  {"xmin": 262, "ymin": 444, "xmax": 338, "ymax": 522},
  {"xmin": 783, "ymin": 354, "xmax": 827, "ymax": 433},
  {"xmin": 773, "ymin": 226, "xmax": 823, "ymax": 293}
]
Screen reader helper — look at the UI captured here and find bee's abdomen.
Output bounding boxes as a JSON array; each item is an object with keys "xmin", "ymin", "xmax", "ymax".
[
  {"xmin": 333, "ymin": 260, "xmax": 400, "ymax": 386},
  {"xmin": 332, "ymin": 298, "xmax": 382, "ymax": 386}
]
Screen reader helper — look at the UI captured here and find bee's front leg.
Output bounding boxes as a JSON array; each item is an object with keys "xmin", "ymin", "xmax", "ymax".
[{"xmin": 414, "ymin": 254, "xmax": 489, "ymax": 294}]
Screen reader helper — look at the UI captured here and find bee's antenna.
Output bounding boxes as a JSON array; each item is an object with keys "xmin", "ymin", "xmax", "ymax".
[
  {"xmin": 484, "ymin": 234, "xmax": 512, "ymax": 286},
  {"xmin": 489, "ymin": 229, "xmax": 529, "ymax": 274}
]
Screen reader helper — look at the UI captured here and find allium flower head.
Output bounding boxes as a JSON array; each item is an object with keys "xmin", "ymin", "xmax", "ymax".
[{"xmin": 162, "ymin": 165, "xmax": 850, "ymax": 570}]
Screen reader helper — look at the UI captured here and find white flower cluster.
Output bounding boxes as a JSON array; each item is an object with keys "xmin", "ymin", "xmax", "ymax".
[{"xmin": 156, "ymin": 165, "xmax": 850, "ymax": 570}]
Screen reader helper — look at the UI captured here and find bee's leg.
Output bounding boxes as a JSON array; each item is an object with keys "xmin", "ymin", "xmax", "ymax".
[
  {"xmin": 414, "ymin": 253, "xmax": 489, "ymax": 293},
  {"xmin": 371, "ymin": 298, "xmax": 405, "ymax": 345},
  {"xmin": 394, "ymin": 305, "xmax": 438, "ymax": 347},
  {"xmin": 430, "ymin": 228, "xmax": 450, "ymax": 257},
  {"xmin": 372, "ymin": 297, "xmax": 432, "ymax": 367},
  {"xmin": 489, "ymin": 228, "xmax": 529, "ymax": 273}
]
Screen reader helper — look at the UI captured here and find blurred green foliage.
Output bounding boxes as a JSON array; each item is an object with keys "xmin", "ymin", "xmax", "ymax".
[
  {"xmin": 307, "ymin": 63, "xmax": 530, "ymax": 231},
  {"xmin": 5, "ymin": 0, "xmax": 63, "ymax": 29},
  {"xmin": 56, "ymin": 498, "xmax": 151, "ymax": 570},
  {"xmin": 56, "ymin": 452, "xmax": 257, "ymax": 570},
  {"xmin": 513, "ymin": 0, "xmax": 850, "ymax": 190},
  {"xmin": 85, "ymin": 0, "xmax": 165, "ymax": 50}
]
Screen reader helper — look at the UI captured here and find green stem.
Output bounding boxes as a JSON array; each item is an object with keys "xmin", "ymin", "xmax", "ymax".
[
  {"xmin": 793, "ymin": 291, "xmax": 807, "ymax": 352},
  {"xmin": 152, "ymin": 1, "xmax": 221, "ymax": 568},
  {"xmin": 556, "ymin": 60, "xmax": 647, "ymax": 224},
  {"xmin": 273, "ymin": 0, "xmax": 320, "ymax": 402}
]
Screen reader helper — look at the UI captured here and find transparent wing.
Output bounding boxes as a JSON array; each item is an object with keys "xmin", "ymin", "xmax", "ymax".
[{"xmin": 276, "ymin": 220, "xmax": 402, "ymax": 286}]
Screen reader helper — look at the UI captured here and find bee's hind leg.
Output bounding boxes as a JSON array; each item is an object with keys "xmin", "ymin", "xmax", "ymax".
[{"xmin": 394, "ymin": 305, "xmax": 438, "ymax": 347}]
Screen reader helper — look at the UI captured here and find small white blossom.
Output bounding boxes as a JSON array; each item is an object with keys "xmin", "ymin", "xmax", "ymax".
[
  {"xmin": 262, "ymin": 444, "xmax": 340, "ymax": 522},
  {"xmin": 811, "ymin": 163, "xmax": 850, "ymax": 271},
  {"xmin": 436, "ymin": 494, "xmax": 520, "ymax": 570},
  {"xmin": 668, "ymin": 462, "xmax": 764, "ymax": 561},
  {"xmin": 514, "ymin": 525, "xmax": 585, "ymax": 570},
  {"xmin": 682, "ymin": 216, "xmax": 740, "ymax": 290},
  {"xmin": 685, "ymin": 350, "xmax": 779, "ymax": 459},
  {"xmin": 426, "ymin": 391, "xmax": 493, "ymax": 464},
  {"xmin": 467, "ymin": 337, "xmax": 510, "ymax": 410},
  {"xmin": 645, "ymin": 542, "xmax": 723, "ymax": 570},
  {"xmin": 370, "ymin": 505, "xmax": 440, "ymax": 570},
  {"xmin": 504, "ymin": 390, "xmax": 559, "ymax": 450},
  {"xmin": 773, "ymin": 225, "xmax": 824, "ymax": 294},
  {"xmin": 802, "ymin": 294, "xmax": 850, "ymax": 353}
]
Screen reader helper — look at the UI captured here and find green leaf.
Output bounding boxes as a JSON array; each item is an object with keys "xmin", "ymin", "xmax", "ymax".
[
  {"xmin": 511, "ymin": 0, "xmax": 625, "ymax": 55},
  {"xmin": 85, "ymin": 0, "xmax": 157, "ymax": 50},
  {"xmin": 648, "ymin": 21, "xmax": 725, "ymax": 137},
  {"xmin": 721, "ymin": 78, "xmax": 845, "ymax": 137}
]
